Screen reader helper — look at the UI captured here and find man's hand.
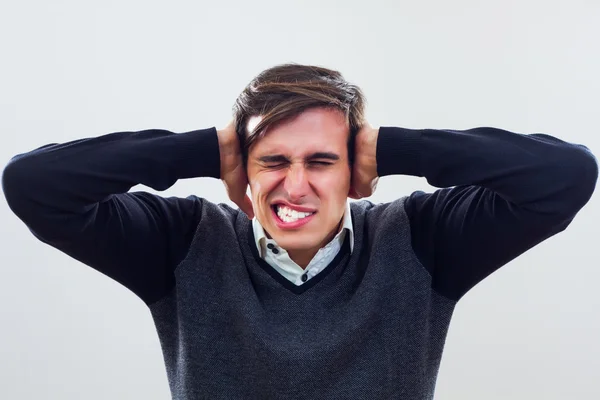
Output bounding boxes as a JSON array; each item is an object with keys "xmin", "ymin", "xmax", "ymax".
[
  {"xmin": 349, "ymin": 122, "xmax": 379, "ymax": 199},
  {"xmin": 217, "ymin": 120, "xmax": 254, "ymax": 219}
]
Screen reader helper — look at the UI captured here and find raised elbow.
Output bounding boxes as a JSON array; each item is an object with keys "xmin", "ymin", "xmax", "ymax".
[
  {"xmin": 2, "ymin": 155, "xmax": 30, "ymax": 214},
  {"xmin": 564, "ymin": 144, "xmax": 598, "ymax": 213}
]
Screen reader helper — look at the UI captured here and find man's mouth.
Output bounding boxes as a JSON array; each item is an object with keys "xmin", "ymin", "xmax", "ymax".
[{"xmin": 272, "ymin": 204, "xmax": 316, "ymax": 224}]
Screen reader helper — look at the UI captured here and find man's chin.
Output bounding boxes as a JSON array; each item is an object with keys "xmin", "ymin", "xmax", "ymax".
[{"xmin": 270, "ymin": 234, "xmax": 320, "ymax": 253}]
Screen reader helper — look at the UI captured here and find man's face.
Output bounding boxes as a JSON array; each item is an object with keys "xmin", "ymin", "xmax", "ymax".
[{"xmin": 246, "ymin": 107, "xmax": 351, "ymax": 254}]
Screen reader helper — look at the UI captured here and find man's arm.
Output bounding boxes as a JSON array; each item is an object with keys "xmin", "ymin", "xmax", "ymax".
[
  {"xmin": 2, "ymin": 127, "xmax": 221, "ymax": 304},
  {"xmin": 375, "ymin": 126, "xmax": 598, "ymax": 301}
]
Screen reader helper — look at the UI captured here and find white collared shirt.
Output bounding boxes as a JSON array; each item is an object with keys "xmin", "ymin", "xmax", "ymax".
[{"xmin": 252, "ymin": 201, "xmax": 354, "ymax": 286}]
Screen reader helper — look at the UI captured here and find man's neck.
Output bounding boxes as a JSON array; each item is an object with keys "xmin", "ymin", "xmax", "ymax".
[
  {"xmin": 287, "ymin": 249, "xmax": 317, "ymax": 270},
  {"xmin": 285, "ymin": 218, "xmax": 343, "ymax": 269}
]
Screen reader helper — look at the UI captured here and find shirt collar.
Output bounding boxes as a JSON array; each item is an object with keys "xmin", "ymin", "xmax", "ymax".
[{"xmin": 252, "ymin": 201, "xmax": 354, "ymax": 258}]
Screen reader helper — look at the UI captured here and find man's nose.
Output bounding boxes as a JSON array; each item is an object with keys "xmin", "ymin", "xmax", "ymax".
[{"xmin": 283, "ymin": 165, "xmax": 310, "ymax": 202}]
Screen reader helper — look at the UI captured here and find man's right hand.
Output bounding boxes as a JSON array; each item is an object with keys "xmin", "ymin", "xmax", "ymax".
[{"xmin": 217, "ymin": 120, "xmax": 254, "ymax": 219}]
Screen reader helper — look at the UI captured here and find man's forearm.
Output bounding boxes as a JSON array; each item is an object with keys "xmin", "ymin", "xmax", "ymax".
[
  {"xmin": 376, "ymin": 126, "xmax": 598, "ymax": 215},
  {"xmin": 2, "ymin": 127, "xmax": 220, "ymax": 234}
]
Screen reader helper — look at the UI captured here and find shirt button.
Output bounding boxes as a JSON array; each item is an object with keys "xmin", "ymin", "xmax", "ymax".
[
  {"xmin": 301, "ymin": 274, "xmax": 308, "ymax": 282},
  {"xmin": 272, "ymin": 248, "xmax": 279, "ymax": 254},
  {"xmin": 267, "ymin": 243, "xmax": 274, "ymax": 249}
]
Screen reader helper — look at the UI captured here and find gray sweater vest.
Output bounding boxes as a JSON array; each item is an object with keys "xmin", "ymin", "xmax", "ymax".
[{"xmin": 149, "ymin": 197, "xmax": 456, "ymax": 399}]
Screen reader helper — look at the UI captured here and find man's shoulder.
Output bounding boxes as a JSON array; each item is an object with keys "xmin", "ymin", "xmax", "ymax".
[
  {"xmin": 349, "ymin": 195, "xmax": 410, "ymax": 219},
  {"xmin": 180, "ymin": 195, "xmax": 246, "ymax": 252},
  {"xmin": 349, "ymin": 196, "xmax": 412, "ymax": 240},
  {"xmin": 180, "ymin": 195, "xmax": 242, "ymax": 227}
]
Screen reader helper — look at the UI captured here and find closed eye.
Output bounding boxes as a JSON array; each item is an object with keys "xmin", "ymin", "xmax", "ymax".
[
  {"xmin": 309, "ymin": 161, "xmax": 333, "ymax": 166},
  {"xmin": 265, "ymin": 163, "xmax": 287, "ymax": 169}
]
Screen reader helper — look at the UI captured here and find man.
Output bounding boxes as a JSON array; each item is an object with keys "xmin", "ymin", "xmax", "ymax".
[{"xmin": 2, "ymin": 63, "xmax": 598, "ymax": 399}]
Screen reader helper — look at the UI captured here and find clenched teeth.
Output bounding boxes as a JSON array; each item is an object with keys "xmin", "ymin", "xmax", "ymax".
[{"xmin": 276, "ymin": 205, "xmax": 314, "ymax": 223}]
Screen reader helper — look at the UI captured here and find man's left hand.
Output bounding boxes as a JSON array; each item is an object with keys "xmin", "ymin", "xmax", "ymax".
[{"xmin": 349, "ymin": 122, "xmax": 379, "ymax": 199}]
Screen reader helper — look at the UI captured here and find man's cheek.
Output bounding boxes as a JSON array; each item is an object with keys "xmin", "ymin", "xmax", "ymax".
[{"xmin": 250, "ymin": 180, "xmax": 261, "ymax": 200}]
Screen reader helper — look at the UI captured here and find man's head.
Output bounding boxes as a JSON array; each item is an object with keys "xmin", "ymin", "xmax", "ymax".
[{"xmin": 232, "ymin": 64, "xmax": 366, "ymax": 264}]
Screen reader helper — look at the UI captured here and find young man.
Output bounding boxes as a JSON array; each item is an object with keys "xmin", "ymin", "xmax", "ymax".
[{"xmin": 2, "ymin": 64, "xmax": 598, "ymax": 399}]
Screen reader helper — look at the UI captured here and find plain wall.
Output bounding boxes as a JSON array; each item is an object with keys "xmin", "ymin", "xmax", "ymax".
[{"xmin": 1, "ymin": 1, "xmax": 598, "ymax": 399}]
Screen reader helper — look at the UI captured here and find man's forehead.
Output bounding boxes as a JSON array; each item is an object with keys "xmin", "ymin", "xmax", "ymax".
[
  {"xmin": 253, "ymin": 142, "xmax": 341, "ymax": 158},
  {"xmin": 246, "ymin": 110, "xmax": 350, "ymax": 158}
]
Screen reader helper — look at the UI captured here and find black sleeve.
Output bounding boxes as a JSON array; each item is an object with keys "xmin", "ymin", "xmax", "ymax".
[
  {"xmin": 2, "ymin": 127, "xmax": 221, "ymax": 304},
  {"xmin": 376, "ymin": 126, "xmax": 598, "ymax": 301}
]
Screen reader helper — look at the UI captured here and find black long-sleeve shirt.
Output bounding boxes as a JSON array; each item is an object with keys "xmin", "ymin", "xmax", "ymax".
[{"xmin": 2, "ymin": 125, "xmax": 598, "ymax": 303}]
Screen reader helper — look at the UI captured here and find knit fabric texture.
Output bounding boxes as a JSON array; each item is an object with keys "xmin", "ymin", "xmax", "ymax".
[{"xmin": 149, "ymin": 197, "xmax": 456, "ymax": 400}]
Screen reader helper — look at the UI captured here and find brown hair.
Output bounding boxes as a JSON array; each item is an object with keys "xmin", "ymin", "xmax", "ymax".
[{"xmin": 232, "ymin": 63, "xmax": 366, "ymax": 165}]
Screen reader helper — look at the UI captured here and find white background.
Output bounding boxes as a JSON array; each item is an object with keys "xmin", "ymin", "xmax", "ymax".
[{"xmin": 1, "ymin": 0, "xmax": 598, "ymax": 399}]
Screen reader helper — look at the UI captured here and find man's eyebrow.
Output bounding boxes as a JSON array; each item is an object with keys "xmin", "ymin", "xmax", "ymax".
[
  {"xmin": 257, "ymin": 152, "xmax": 340, "ymax": 163},
  {"xmin": 306, "ymin": 152, "xmax": 339, "ymax": 161},
  {"xmin": 258, "ymin": 155, "xmax": 289, "ymax": 163}
]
